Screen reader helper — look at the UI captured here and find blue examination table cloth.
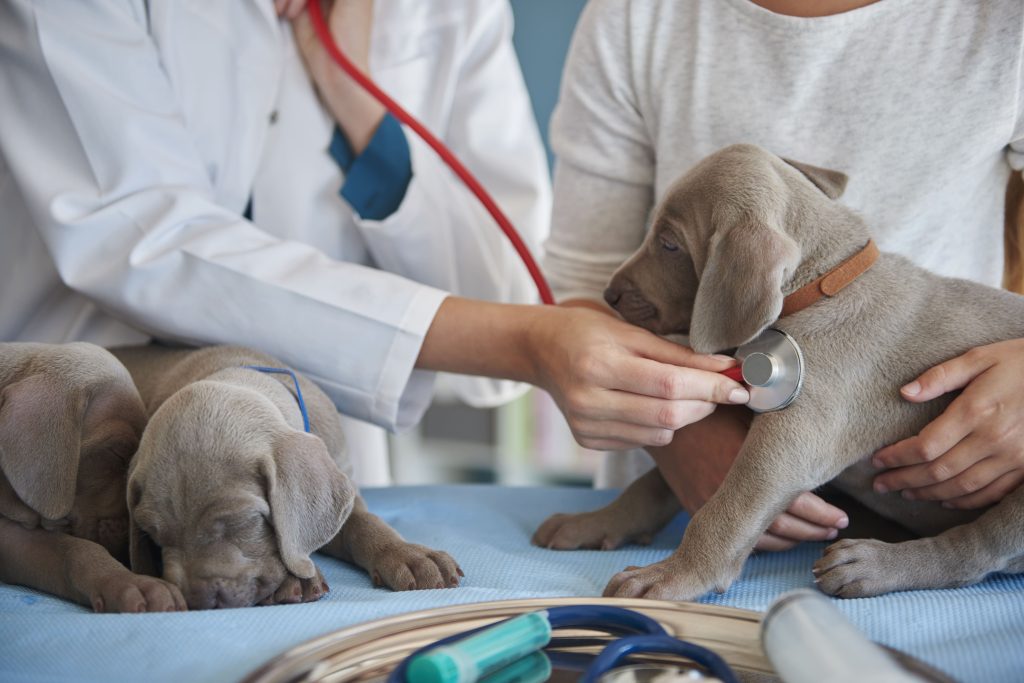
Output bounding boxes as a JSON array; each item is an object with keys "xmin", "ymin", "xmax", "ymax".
[{"xmin": 1, "ymin": 485, "xmax": 1022, "ymax": 682}]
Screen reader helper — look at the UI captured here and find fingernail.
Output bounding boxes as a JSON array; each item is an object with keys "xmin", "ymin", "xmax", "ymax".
[
  {"xmin": 871, "ymin": 457, "xmax": 883, "ymax": 469},
  {"xmin": 711, "ymin": 354, "xmax": 735, "ymax": 362},
  {"xmin": 874, "ymin": 482, "xmax": 888, "ymax": 494},
  {"xmin": 836, "ymin": 516, "xmax": 849, "ymax": 529},
  {"xmin": 941, "ymin": 502, "xmax": 954, "ymax": 509},
  {"xmin": 902, "ymin": 381, "xmax": 921, "ymax": 397},
  {"xmin": 728, "ymin": 388, "xmax": 749, "ymax": 404},
  {"xmin": 826, "ymin": 529, "xmax": 838, "ymax": 540},
  {"xmin": 901, "ymin": 490, "xmax": 914, "ymax": 500}
]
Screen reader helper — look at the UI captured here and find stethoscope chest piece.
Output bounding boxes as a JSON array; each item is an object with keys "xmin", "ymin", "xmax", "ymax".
[{"xmin": 734, "ymin": 329, "xmax": 804, "ymax": 413}]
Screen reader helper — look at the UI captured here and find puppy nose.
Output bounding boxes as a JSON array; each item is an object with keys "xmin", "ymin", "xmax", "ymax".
[{"xmin": 603, "ymin": 286, "xmax": 622, "ymax": 307}]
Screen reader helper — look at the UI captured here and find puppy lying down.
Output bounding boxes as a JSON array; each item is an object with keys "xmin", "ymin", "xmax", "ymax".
[
  {"xmin": 0, "ymin": 342, "xmax": 184, "ymax": 612},
  {"xmin": 113, "ymin": 345, "xmax": 461, "ymax": 609},
  {"xmin": 535, "ymin": 144, "xmax": 1024, "ymax": 600}
]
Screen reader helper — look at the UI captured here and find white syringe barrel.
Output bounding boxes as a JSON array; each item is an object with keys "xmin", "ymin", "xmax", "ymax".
[{"xmin": 762, "ymin": 589, "xmax": 925, "ymax": 683}]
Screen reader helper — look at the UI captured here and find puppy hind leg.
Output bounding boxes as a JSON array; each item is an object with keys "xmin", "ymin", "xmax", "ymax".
[
  {"xmin": 532, "ymin": 468, "xmax": 680, "ymax": 551},
  {"xmin": 815, "ymin": 485, "xmax": 1024, "ymax": 597},
  {"xmin": 319, "ymin": 497, "xmax": 463, "ymax": 591}
]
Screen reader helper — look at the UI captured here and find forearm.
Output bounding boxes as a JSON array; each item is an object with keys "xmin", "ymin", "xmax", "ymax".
[
  {"xmin": 415, "ymin": 297, "xmax": 543, "ymax": 383},
  {"xmin": 320, "ymin": 83, "xmax": 385, "ymax": 156},
  {"xmin": 300, "ymin": 0, "xmax": 384, "ymax": 155},
  {"xmin": 561, "ymin": 298, "xmax": 613, "ymax": 314}
]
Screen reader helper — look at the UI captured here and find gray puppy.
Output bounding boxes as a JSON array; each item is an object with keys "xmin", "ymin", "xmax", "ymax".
[
  {"xmin": 113, "ymin": 344, "xmax": 462, "ymax": 610},
  {"xmin": 0, "ymin": 342, "xmax": 185, "ymax": 612},
  {"xmin": 534, "ymin": 144, "xmax": 1024, "ymax": 600}
]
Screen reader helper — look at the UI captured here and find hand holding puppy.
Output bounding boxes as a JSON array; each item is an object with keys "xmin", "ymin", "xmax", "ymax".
[{"xmin": 872, "ymin": 338, "xmax": 1024, "ymax": 509}]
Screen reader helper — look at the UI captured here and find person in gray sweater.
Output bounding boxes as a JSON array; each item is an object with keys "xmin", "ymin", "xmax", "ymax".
[{"xmin": 544, "ymin": 0, "xmax": 1024, "ymax": 549}]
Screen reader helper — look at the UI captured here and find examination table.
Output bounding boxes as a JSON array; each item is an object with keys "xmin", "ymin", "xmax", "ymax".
[{"xmin": 1, "ymin": 485, "xmax": 1021, "ymax": 682}]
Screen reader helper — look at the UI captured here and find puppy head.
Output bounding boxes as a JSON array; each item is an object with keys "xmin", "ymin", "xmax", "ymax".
[
  {"xmin": 605, "ymin": 144, "xmax": 849, "ymax": 353},
  {"xmin": 0, "ymin": 343, "xmax": 146, "ymax": 562},
  {"xmin": 128, "ymin": 380, "xmax": 355, "ymax": 609}
]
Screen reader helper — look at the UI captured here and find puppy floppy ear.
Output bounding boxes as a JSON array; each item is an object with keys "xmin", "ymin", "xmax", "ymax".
[
  {"xmin": 127, "ymin": 477, "xmax": 161, "ymax": 576},
  {"xmin": 782, "ymin": 158, "xmax": 848, "ymax": 199},
  {"xmin": 264, "ymin": 431, "xmax": 355, "ymax": 579},
  {"xmin": 689, "ymin": 219, "xmax": 800, "ymax": 353},
  {"xmin": 0, "ymin": 375, "xmax": 84, "ymax": 520}
]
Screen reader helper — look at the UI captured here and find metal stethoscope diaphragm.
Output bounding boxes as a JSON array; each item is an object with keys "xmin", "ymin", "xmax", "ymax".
[{"xmin": 731, "ymin": 328, "xmax": 805, "ymax": 413}]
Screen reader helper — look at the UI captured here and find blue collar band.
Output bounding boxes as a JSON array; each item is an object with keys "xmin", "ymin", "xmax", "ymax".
[{"xmin": 242, "ymin": 365, "xmax": 311, "ymax": 433}]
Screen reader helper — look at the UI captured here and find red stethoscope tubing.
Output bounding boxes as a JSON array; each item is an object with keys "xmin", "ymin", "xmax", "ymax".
[
  {"xmin": 307, "ymin": 0, "xmax": 554, "ymax": 306},
  {"xmin": 720, "ymin": 365, "xmax": 744, "ymax": 383},
  {"xmin": 307, "ymin": 4, "xmax": 745, "ymax": 384}
]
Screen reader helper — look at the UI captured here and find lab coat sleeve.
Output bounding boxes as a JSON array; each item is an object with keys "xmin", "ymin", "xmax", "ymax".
[
  {"xmin": 0, "ymin": 0, "xmax": 444, "ymax": 432},
  {"xmin": 350, "ymin": 0, "xmax": 553, "ymax": 408},
  {"xmin": 544, "ymin": 0, "xmax": 655, "ymax": 305}
]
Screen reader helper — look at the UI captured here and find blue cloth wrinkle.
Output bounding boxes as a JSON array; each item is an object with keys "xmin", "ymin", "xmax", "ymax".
[{"xmin": 329, "ymin": 113, "xmax": 412, "ymax": 221}]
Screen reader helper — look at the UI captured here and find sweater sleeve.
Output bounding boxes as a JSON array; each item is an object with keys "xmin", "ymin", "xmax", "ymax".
[{"xmin": 543, "ymin": 0, "xmax": 655, "ymax": 304}]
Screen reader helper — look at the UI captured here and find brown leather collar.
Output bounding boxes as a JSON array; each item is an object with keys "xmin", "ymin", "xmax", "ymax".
[{"xmin": 780, "ymin": 239, "xmax": 879, "ymax": 318}]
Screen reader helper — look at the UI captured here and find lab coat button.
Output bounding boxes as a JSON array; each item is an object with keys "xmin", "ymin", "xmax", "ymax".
[{"xmin": 269, "ymin": 110, "xmax": 279, "ymax": 124}]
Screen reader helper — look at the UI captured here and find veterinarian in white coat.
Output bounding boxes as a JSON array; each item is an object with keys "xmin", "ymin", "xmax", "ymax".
[{"xmin": 0, "ymin": 0, "xmax": 748, "ymax": 483}]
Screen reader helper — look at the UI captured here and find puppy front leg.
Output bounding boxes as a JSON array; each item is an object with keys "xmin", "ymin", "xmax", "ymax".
[
  {"xmin": 604, "ymin": 417, "xmax": 836, "ymax": 601},
  {"xmin": 259, "ymin": 565, "xmax": 329, "ymax": 606},
  {"xmin": 0, "ymin": 517, "xmax": 186, "ymax": 612},
  {"xmin": 319, "ymin": 497, "xmax": 463, "ymax": 590}
]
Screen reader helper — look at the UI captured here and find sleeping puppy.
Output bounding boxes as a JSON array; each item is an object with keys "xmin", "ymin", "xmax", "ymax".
[
  {"xmin": 0, "ymin": 342, "xmax": 185, "ymax": 612},
  {"xmin": 113, "ymin": 344, "xmax": 462, "ymax": 610},
  {"xmin": 534, "ymin": 144, "xmax": 1024, "ymax": 599}
]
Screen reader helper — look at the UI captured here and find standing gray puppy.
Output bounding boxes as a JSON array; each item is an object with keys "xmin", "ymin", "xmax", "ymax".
[
  {"xmin": 0, "ymin": 342, "xmax": 185, "ymax": 612},
  {"xmin": 113, "ymin": 344, "xmax": 462, "ymax": 609},
  {"xmin": 534, "ymin": 144, "xmax": 1024, "ymax": 600}
]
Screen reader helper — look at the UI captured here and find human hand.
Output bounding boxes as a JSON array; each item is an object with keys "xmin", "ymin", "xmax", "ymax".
[
  {"xmin": 527, "ymin": 306, "xmax": 749, "ymax": 450},
  {"xmin": 649, "ymin": 407, "xmax": 848, "ymax": 551},
  {"xmin": 290, "ymin": 0, "xmax": 385, "ymax": 153},
  {"xmin": 872, "ymin": 339, "xmax": 1024, "ymax": 509}
]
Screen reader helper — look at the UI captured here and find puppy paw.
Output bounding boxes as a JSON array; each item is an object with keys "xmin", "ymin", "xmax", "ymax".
[
  {"xmin": 89, "ymin": 572, "xmax": 187, "ymax": 613},
  {"xmin": 813, "ymin": 538, "xmax": 903, "ymax": 598},
  {"xmin": 602, "ymin": 557, "xmax": 717, "ymax": 601},
  {"xmin": 371, "ymin": 543, "xmax": 463, "ymax": 591},
  {"xmin": 532, "ymin": 511, "xmax": 653, "ymax": 551},
  {"xmin": 261, "ymin": 566, "xmax": 329, "ymax": 606}
]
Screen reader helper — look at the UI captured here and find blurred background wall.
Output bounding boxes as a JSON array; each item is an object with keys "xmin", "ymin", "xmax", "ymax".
[
  {"xmin": 389, "ymin": 0, "xmax": 601, "ymax": 486},
  {"xmin": 511, "ymin": 0, "xmax": 589, "ymax": 168}
]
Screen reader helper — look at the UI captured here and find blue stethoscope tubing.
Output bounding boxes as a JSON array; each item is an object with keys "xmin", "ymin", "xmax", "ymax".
[{"xmin": 386, "ymin": 605, "xmax": 739, "ymax": 683}]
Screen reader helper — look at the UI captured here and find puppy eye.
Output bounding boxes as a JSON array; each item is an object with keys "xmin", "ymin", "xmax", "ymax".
[{"xmin": 659, "ymin": 236, "xmax": 680, "ymax": 252}]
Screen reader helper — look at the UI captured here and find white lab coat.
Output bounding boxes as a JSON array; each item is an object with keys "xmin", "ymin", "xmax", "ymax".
[{"xmin": 0, "ymin": 1, "xmax": 551, "ymax": 484}]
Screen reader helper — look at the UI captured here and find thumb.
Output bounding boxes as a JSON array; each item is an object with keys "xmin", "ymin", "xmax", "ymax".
[{"xmin": 901, "ymin": 350, "xmax": 993, "ymax": 403}]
